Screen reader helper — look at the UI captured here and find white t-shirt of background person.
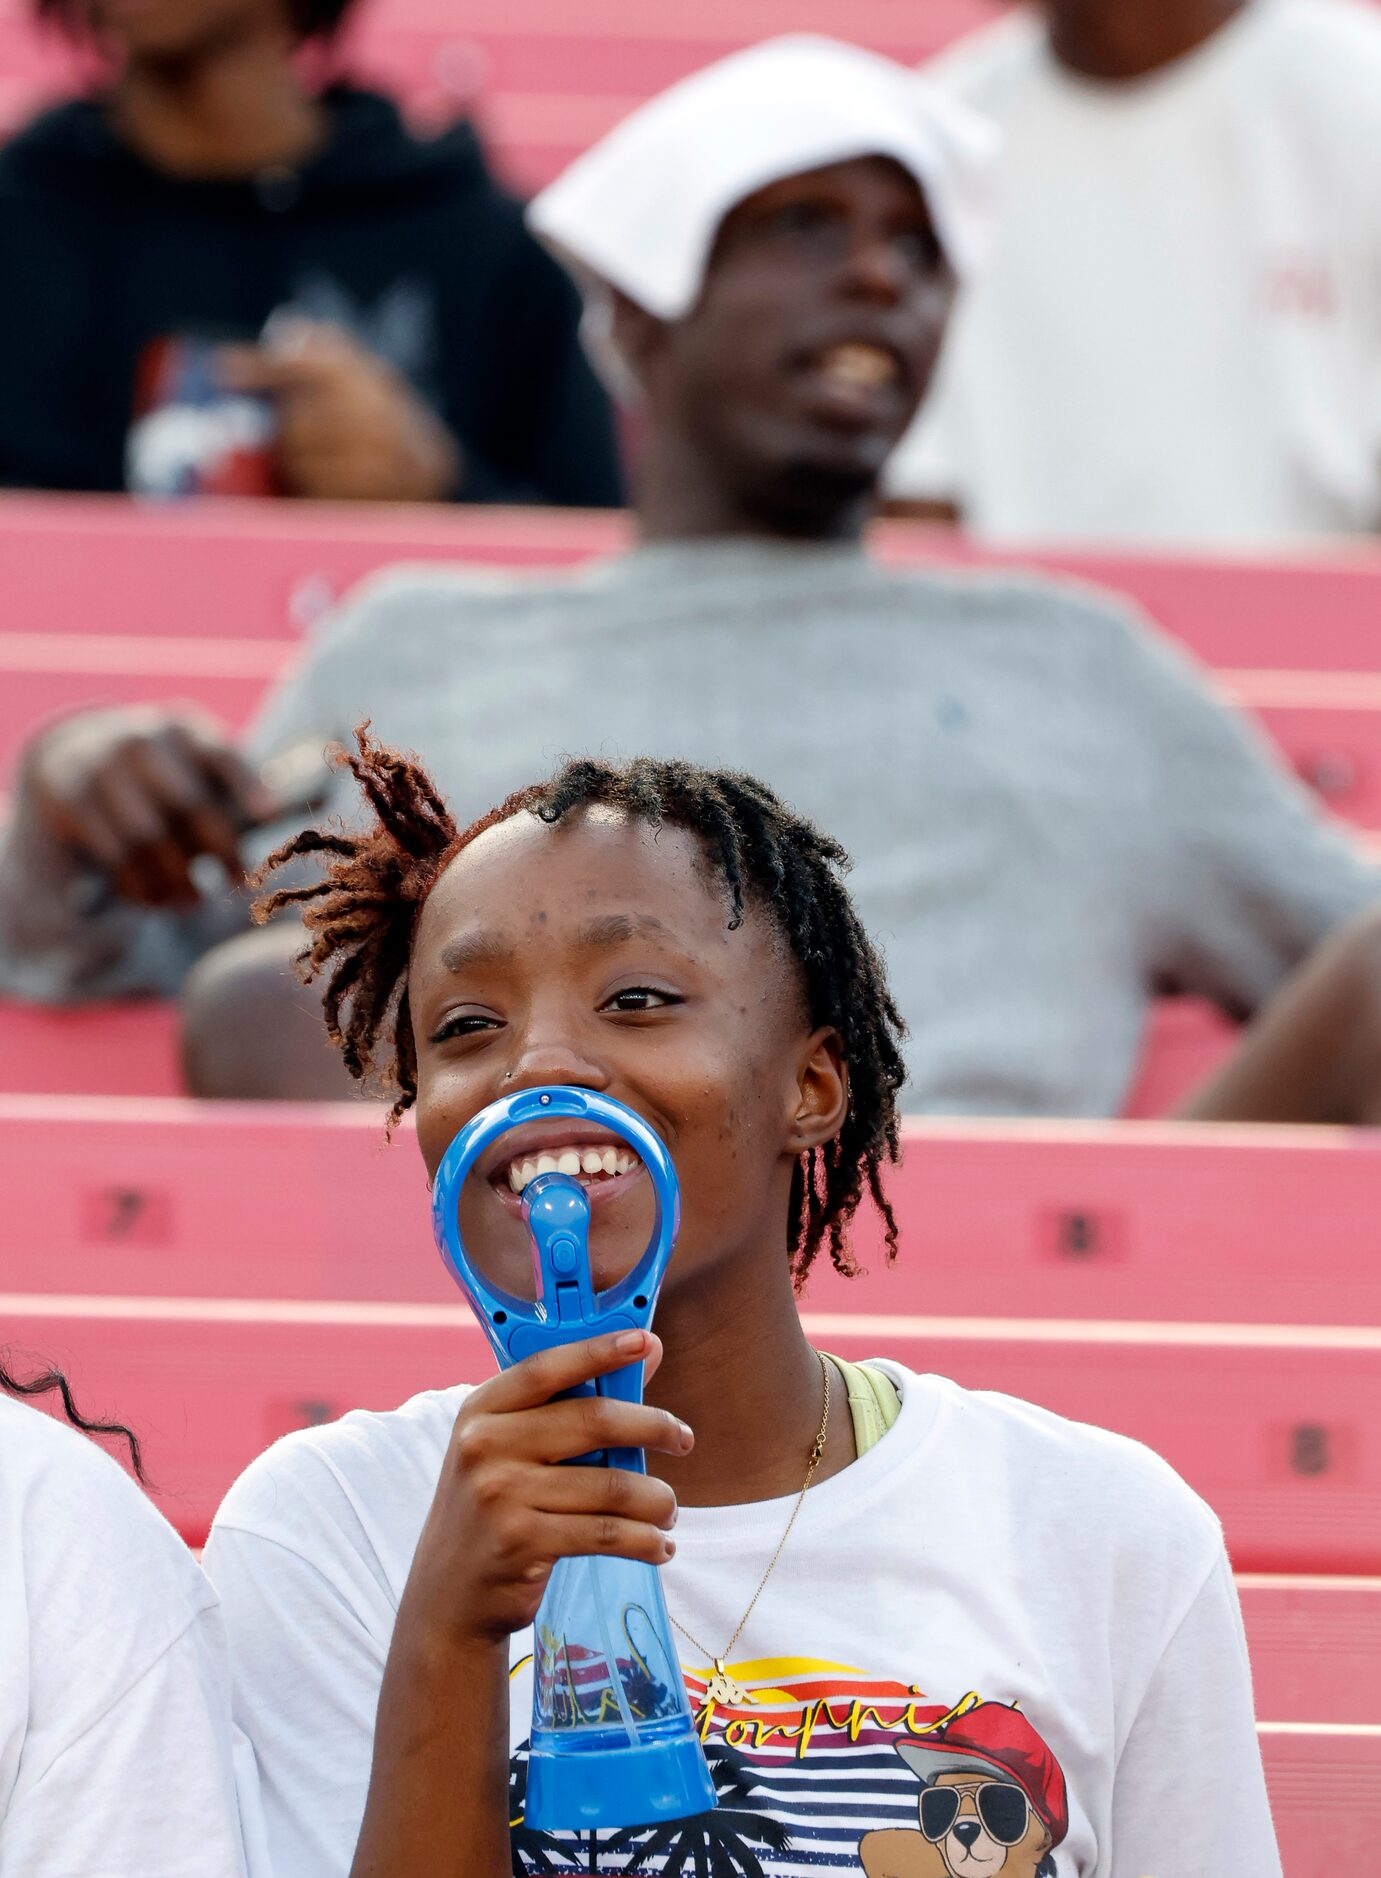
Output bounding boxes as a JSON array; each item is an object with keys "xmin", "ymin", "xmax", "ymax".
[
  {"xmin": 204, "ymin": 1363, "xmax": 1281, "ymax": 1878},
  {"xmin": 0, "ymin": 1395, "xmax": 246, "ymax": 1878},
  {"xmin": 887, "ymin": 0, "xmax": 1381, "ymax": 545}
]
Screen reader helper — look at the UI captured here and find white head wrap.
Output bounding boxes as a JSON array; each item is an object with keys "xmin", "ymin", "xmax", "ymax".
[{"xmin": 527, "ymin": 34, "xmax": 1000, "ymax": 326}]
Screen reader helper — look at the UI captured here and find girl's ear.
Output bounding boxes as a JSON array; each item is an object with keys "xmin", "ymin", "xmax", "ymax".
[{"xmin": 787, "ymin": 1027, "xmax": 849, "ymax": 1154}]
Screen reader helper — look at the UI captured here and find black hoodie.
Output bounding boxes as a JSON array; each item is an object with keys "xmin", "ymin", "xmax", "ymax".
[{"xmin": 0, "ymin": 86, "xmax": 622, "ymax": 504}]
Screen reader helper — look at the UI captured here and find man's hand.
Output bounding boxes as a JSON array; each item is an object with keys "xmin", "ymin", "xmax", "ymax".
[
  {"xmin": 221, "ymin": 322, "xmax": 462, "ymax": 503},
  {"xmin": 22, "ymin": 706, "xmax": 278, "ymax": 908}
]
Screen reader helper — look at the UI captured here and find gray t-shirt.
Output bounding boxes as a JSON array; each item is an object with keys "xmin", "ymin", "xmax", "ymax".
[{"xmin": 1, "ymin": 539, "xmax": 1375, "ymax": 1115}]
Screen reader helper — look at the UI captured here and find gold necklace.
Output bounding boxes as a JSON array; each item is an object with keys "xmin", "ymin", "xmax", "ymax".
[{"xmin": 669, "ymin": 1351, "xmax": 832, "ymax": 1708}]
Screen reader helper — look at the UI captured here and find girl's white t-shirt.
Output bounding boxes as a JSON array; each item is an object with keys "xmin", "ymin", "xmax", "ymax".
[
  {"xmin": 0, "ymin": 1394, "xmax": 246, "ymax": 1877},
  {"xmin": 205, "ymin": 1363, "xmax": 1280, "ymax": 1877}
]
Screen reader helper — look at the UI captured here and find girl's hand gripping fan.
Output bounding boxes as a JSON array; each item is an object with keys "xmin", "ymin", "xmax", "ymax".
[{"xmin": 431, "ymin": 1086, "xmax": 718, "ymax": 1833}]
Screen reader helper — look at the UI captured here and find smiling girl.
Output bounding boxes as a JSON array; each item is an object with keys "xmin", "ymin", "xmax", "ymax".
[{"xmin": 204, "ymin": 731, "xmax": 1280, "ymax": 1878}]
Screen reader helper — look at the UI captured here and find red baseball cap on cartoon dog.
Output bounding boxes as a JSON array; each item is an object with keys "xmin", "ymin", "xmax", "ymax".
[{"xmin": 895, "ymin": 1700, "xmax": 1069, "ymax": 1845}]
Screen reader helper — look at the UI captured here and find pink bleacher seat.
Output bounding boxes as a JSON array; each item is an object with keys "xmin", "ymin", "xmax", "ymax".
[
  {"xmin": 6, "ymin": 1102, "xmax": 1381, "ymax": 1568},
  {"xmin": 5, "ymin": 495, "xmax": 1381, "ymax": 671},
  {"xmin": 0, "ymin": 653, "xmax": 271, "ymax": 775},
  {"xmin": 1263, "ymin": 1727, "xmax": 1381, "ymax": 1869},
  {"xmin": 10, "ymin": 1102, "xmax": 1381, "ymax": 1324},
  {"xmin": 342, "ymin": 0, "xmax": 1000, "ymax": 39},
  {"xmin": 7, "ymin": 1291, "xmax": 1379, "ymax": 1570},
  {"xmin": 899, "ymin": 533, "xmax": 1381, "ymax": 675},
  {"xmin": 0, "ymin": 0, "xmax": 1007, "ymax": 181},
  {"xmin": 1238, "ymin": 1576, "xmax": 1381, "ymax": 1727},
  {"xmin": 1228, "ymin": 672, "xmax": 1381, "ymax": 829},
  {"xmin": 0, "ymin": 495, "xmax": 631, "ymax": 642},
  {"xmin": 1119, "ymin": 996, "xmax": 1235, "ymax": 1117},
  {"xmin": 0, "ymin": 1001, "xmax": 182, "ymax": 1097}
]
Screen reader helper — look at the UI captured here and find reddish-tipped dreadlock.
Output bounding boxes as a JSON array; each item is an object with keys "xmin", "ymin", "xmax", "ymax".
[{"xmin": 254, "ymin": 726, "xmax": 906, "ymax": 1290}]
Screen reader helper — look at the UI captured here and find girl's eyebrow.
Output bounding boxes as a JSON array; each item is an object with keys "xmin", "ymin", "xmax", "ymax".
[
  {"xmin": 439, "ymin": 931, "xmax": 513, "ymax": 973},
  {"xmin": 438, "ymin": 913, "xmax": 676, "ymax": 975},
  {"xmin": 579, "ymin": 913, "xmax": 675, "ymax": 948}
]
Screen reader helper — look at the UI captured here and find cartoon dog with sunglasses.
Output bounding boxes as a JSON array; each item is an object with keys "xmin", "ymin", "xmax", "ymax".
[{"xmin": 859, "ymin": 1700, "xmax": 1067, "ymax": 1878}]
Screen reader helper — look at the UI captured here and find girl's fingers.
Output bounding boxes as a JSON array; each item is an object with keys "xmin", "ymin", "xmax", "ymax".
[
  {"xmin": 530, "ymin": 1510, "xmax": 676, "ymax": 1570},
  {"xmin": 520, "ymin": 1395, "xmax": 693, "ymax": 1466},
  {"xmin": 480, "ymin": 1330, "xmax": 664, "ymax": 1415},
  {"xmin": 528, "ymin": 1463, "xmax": 678, "ymax": 1530}
]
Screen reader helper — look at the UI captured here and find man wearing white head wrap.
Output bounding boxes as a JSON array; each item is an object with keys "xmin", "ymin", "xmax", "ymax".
[
  {"xmin": 524, "ymin": 34, "xmax": 998, "ymax": 543},
  {"xmin": 3, "ymin": 36, "xmax": 1381, "ymax": 1134},
  {"xmin": 528, "ymin": 35, "xmax": 998, "ymax": 326}
]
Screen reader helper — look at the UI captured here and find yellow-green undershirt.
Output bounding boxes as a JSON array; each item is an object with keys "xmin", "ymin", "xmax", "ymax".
[{"xmin": 827, "ymin": 1355, "xmax": 901, "ymax": 1457}]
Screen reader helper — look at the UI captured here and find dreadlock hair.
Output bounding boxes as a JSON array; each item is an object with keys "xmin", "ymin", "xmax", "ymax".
[
  {"xmin": 254, "ymin": 726, "xmax": 907, "ymax": 1291},
  {"xmin": 35, "ymin": 0, "xmax": 359, "ymax": 44},
  {"xmin": 1, "ymin": 1356, "xmax": 146, "ymax": 1481}
]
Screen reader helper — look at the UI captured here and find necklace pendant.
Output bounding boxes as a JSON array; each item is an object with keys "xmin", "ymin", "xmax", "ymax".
[{"xmin": 705, "ymin": 1660, "xmax": 749, "ymax": 1706}]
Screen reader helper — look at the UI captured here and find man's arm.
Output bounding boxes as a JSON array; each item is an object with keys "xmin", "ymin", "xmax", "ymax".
[
  {"xmin": 0, "ymin": 590, "xmax": 355, "ymax": 1005},
  {"xmin": 0, "ymin": 708, "xmax": 271, "ymax": 1004},
  {"xmin": 1177, "ymin": 900, "xmax": 1381, "ymax": 1123}
]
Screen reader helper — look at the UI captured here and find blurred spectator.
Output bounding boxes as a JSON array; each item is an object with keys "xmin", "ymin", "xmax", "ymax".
[
  {"xmin": 0, "ymin": 36, "xmax": 1377, "ymax": 1122},
  {"xmin": 886, "ymin": 0, "xmax": 1381, "ymax": 545},
  {"xmin": 0, "ymin": 0, "xmax": 621, "ymax": 505}
]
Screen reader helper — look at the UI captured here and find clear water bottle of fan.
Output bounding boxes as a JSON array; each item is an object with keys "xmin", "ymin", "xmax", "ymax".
[
  {"xmin": 431, "ymin": 1086, "xmax": 717, "ymax": 1833},
  {"xmin": 527, "ymin": 1547, "xmax": 708, "ymax": 1822}
]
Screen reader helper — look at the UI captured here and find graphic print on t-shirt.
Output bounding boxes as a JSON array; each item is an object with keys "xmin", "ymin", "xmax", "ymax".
[{"xmin": 507, "ymin": 1657, "xmax": 1069, "ymax": 1876}]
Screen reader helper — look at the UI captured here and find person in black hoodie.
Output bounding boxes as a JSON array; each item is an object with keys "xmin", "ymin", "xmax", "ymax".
[{"xmin": 0, "ymin": 0, "xmax": 623, "ymax": 504}]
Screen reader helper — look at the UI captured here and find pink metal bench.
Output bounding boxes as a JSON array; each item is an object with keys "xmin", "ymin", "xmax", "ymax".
[
  {"xmin": 1119, "ymin": 996, "xmax": 1235, "ymax": 1116},
  {"xmin": 0, "ymin": 1001, "xmax": 183, "ymax": 1097},
  {"xmin": 1239, "ymin": 1575, "xmax": 1381, "ymax": 1726},
  {"xmin": 0, "ymin": 2, "xmax": 1006, "ymax": 180},
  {"xmin": 11, "ymin": 1102, "xmax": 1381, "ymax": 1324},
  {"xmin": 13, "ymin": 1098, "xmax": 1378, "ymax": 1567},
  {"xmin": 4, "ymin": 495, "xmax": 1381, "ymax": 672},
  {"xmin": 1262, "ymin": 1723, "xmax": 1381, "ymax": 1868},
  {"xmin": 6, "ymin": 1290, "xmax": 1378, "ymax": 1572}
]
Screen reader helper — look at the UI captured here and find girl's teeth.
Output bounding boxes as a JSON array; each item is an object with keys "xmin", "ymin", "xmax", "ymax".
[{"xmin": 504, "ymin": 1147, "xmax": 644, "ymax": 1193}]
